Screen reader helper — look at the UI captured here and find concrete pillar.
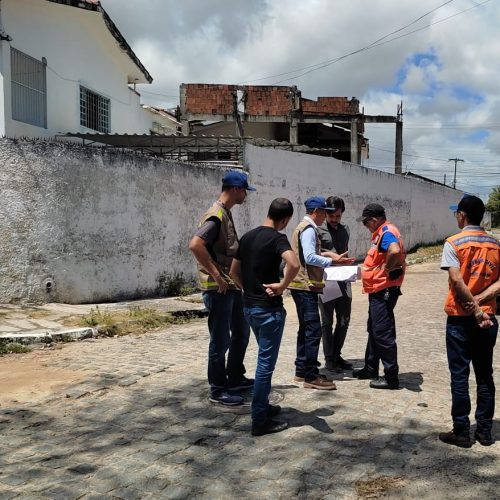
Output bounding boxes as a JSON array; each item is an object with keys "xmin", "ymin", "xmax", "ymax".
[
  {"xmin": 350, "ymin": 119, "xmax": 359, "ymax": 164},
  {"xmin": 289, "ymin": 121, "xmax": 298, "ymax": 145}
]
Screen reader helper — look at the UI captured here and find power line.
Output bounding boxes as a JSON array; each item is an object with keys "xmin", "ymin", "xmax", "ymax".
[{"xmin": 268, "ymin": 0, "xmax": 491, "ymax": 85}]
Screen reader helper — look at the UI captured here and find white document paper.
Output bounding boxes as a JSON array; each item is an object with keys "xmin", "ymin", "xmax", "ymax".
[
  {"xmin": 324, "ymin": 265, "xmax": 360, "ymax": 282},
  {"xmin": 320, "ymin": 279, "xmax": 343, "ymax": 303}
]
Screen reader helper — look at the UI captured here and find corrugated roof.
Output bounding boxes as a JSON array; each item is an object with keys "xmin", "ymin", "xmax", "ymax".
[{"xmin": 45, "ymin": 0, "xmax": 152, "ymax": 83}]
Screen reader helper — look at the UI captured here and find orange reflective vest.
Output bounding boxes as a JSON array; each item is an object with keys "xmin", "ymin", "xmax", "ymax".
[
  {"xmin": 362, "ymin": 222, "xmax": 406, "ymax": 294},
  {"xmin": 444, "ymin": 229, "xmax": 500, "ymax": 316}
]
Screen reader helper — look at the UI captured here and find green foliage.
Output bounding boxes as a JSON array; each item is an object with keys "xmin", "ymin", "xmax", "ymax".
[
  {"xmin": 155, "ymin": 273, "xmax": 196, "ymax": 297},
  {"xmin": 0, "ymin": 340, "xmax": 31, "ymax": 355},
  {"xmin": 486, "ymin": 186, "xmax": 500, "ymax": 228}
]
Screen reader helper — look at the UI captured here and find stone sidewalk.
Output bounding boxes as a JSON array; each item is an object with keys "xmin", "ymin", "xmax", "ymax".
[
  {"xmin": 0, "ymin": 261, "xmax": 499, "ymax": 499},
  {"xmin": 0, "ymin": 295, "xmax": 207, "ymax": 344}
]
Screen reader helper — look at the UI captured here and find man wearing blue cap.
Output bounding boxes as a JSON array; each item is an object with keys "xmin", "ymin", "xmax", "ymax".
[
  {"xmin": 288, "ymin": 196, "xmax": 353, "ymax": 390},
  {"xmin": 189, "ymin": 170, "xmax": 256, "ymax": 406},
  {"xmin": 439, "ymin": 194, "xmax": 499, "ymax": 448}
]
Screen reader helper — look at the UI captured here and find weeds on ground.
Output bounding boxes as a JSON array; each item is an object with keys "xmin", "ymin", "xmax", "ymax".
[
  {"xmin": 0, "ymin": 340, "xmax": 31, "ymax": 356},
  {"xmin": 407, "ymin": 242, "xmax": 443, "ymax": 259},
  {"xmin": 66, "ymin": 306, "xmax": 189, "ymax": 336},
  {"xmin": 355, "ymin": 476, "xmax": 405, "ymax": 498}
]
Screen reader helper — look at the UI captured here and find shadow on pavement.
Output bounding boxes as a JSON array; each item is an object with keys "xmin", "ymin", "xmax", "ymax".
[{"xmin": 0, "ymin": 377, "xmax": 498, "ymax": 498}]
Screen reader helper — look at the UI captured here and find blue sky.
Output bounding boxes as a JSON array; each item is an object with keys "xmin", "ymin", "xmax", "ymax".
[{"xmin": 102, "ymin": 0, "xmax": 500, "ymax": 199}]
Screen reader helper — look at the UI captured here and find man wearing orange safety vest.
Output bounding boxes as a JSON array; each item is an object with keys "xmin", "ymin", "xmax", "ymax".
[
  {"xmin": 439, "ymin": 194, "xmax": 499, "ymax": 448},
  {"xmin": 353, "ymin": 203, "xmax": 406, "ymax": 390}
]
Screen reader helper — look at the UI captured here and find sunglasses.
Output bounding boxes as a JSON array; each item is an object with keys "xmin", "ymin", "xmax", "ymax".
[{"xmin": 362, "ymin": 218, "xmax": 372, "ymax": 226}]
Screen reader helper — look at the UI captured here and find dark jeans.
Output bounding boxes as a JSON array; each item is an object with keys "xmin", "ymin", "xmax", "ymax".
[
  {"xmin": 319, "ymin": 289, "xmax": 352, "ymax": 362},
  {"xmin": 364, "ymin": 286, "xmax": 401, "ymax": 382},
  {"xmin": 202, "ymin": 290, "xmax": 250, "ymax": 395},
  {"xmin": 244, "ymin": 306, "xmax": 286, "ymax": 425},
  {"xmin": 291, "ymin": 290, "xmax": 321, "ymax": 382},
  {"xmin": 446, "ymin": 315, "xmax": 498, "ymax": 435}
]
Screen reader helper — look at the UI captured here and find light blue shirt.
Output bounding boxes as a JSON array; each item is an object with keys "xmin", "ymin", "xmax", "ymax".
[
  {"xmin": 300, "ymin": 217, "xmax": 332, "ymax": 268},
  {"xmin": 441, "ymin": 225, "xmax": 483, "ymax": 269}
]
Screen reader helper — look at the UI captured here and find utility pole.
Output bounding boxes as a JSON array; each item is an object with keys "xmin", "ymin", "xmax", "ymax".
[
  {"xmin": 448, "ymin": 158, "xmax": 464, "ymax": 189},
  {"xmin": 395, "ymin": 101, "xmax": 403, "ymax": 174}
]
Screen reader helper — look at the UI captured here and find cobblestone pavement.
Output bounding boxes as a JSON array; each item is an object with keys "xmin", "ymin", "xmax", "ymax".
[{"xmin": 0, "ymin": 261, "xmax": 499, "ymax": 499}]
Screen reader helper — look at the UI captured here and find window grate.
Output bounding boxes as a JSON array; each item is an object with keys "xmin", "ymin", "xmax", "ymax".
[
  {"xmin": 80, "ymin": 86, "xmax": 110, "ymax": 133},
  {"xmin": 11, "ymin": 48, "xmax": 47, "ymax": 128}
]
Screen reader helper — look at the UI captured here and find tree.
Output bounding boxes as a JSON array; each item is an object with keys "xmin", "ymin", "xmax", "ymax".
[{"xmin": 485, "ymin": 186, "xmax": 500, "ymax": 228}]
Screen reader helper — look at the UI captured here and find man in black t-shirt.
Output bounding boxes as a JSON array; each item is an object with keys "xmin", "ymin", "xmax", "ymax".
[{"xmin": 230, "ymin": 198, "xmax": 299, "ymax": 436}]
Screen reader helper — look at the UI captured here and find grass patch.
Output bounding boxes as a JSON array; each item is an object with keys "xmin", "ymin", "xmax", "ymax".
[
  {"xmin": 64, "ymin": 306, "xmax": 191, "ymax": 337},
  {"xmin": 407, "ymin": 242, "xmax": 443, "ymax": 259},
  {"xmin": 355, "ymin": 476, "xmax": 405, "ymax": 498},
  {"xmin": 0, "ymin": 340, "xmax": 31, "ymax": 356}
]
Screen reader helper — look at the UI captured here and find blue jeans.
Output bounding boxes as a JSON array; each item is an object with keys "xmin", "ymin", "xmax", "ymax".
[
  {"xmin": 291, "ymin": 290, "xmax": 321, "ymax": 381},
  {"xmin": 202, "ymin": 290, "xmax": 250, "ymax": 395},
  {"xmin": 446, "ymin": 315, "xmax": 498, "ymax": 435},
  {"xmin": 244, "ymin": 306, "xmax": 286, "ymax": 425},
  {"xmin": 365, "ymin": 287, "xmax": 401, "ymax": 382}
]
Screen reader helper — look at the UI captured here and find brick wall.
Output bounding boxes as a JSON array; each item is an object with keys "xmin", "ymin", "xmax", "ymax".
[
  {"xmin": 301, "ymin": 97, "xmax": 360, "ymax": 115},
  {"xmin": 184, "ymin": 84, "xmax": 235, "ymax": 115},
  {"xmin": 245, "ymin": 86, "xmax": 292, "ymax": 116},
  {"xmin": 183, "ymin": 84, "xmax": 360, "ymax": 117}
]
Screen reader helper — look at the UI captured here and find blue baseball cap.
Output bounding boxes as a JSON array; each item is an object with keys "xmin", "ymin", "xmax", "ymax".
[
  {"xmin": 222, "ymin": 170, "xmax": 256, "ymax": 191},
  {"xmin": 304, "ymin": 196, "xmax": 335, "ymax": 211},
  {"xmin": 449, "ymin": 193, "xmax": 473, "ymax": 211}
]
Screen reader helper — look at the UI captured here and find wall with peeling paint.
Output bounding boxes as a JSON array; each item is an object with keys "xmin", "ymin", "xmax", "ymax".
[{"xmin": 0, "ymin": 139, "xmax": 461, "ymax": 304}]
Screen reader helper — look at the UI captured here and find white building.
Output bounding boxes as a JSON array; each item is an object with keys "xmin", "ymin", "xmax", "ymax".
[{"xmin": 0, "ymin": 0, "xmax": 177, "ymax": 137}]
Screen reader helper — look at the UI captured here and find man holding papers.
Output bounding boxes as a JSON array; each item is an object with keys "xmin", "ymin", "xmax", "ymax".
[
  {"xmin": 288, "ymin": 196, "xmax": 354, "ymax": 390},
  {"xmin": 317, "ymin": 196, "xmax": 354, "ymax": 372}
]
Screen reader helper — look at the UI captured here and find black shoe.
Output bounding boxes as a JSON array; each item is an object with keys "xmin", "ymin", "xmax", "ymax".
[
  {"xmin": 252, "ymin": 419, "xmax": 288, "ymax": 436},
  {"xmin": 325, "ymin": 359, "xmax": 337, "ymax": 371},
  {"xmin": 337, "ymin": 356, "xmax": 353, "ymax": 370},
  {"xmin": 369, "ymin": 377, "xmax": 399, "ymax": 390},
  {"xmin": 209, "ymin": 391, "xmax": 244, "ymax": 406},
  {"xmin": 352, "ymin": 367, "xmax": 378, "ymax": 380},
  {"xmin": 474, "ymin": 430, "xmax": 494, "ymax": 446},
  {"xmin": 439, "ymin": 430, "xmax": 472, "ymax": 448},
  {"xmin": 267, "ymin": 405, "xmax": 281, "ymax": 417},
  {"xmin": 228, "ymin": 376, "xmax": 254, "ymax": 391}
]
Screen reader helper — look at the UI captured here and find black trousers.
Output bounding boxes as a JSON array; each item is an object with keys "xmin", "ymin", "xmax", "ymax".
[
  {"xmin": 364, "ymin": 286, "xmax": 401, "ymax": 381},
  {"xmin": 319, "ymin": 292, "xmax": 352, "ymax": 362}
]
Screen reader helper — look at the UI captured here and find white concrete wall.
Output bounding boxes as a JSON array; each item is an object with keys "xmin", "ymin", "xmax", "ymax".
[
  {"xmin": 0, "ymin": 0, "xmax": 150, "ymax": 138},
  {"xmin": 0, "ymin": 139, "xmax": 463, "ymax": 304},
  {"xmin": 241, "ymin": 145, "xmax": 461, "ymax": 259}
]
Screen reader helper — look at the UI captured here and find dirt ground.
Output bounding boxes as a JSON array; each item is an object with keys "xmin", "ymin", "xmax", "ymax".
[{"xmin": 0, "ymin": 349, "xmax": 85, "ymax": 404}]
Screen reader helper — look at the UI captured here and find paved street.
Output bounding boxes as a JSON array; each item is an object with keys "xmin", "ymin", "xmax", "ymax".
[{"xmin": 0, "ymin": 261, "xmax": 499, "ymax": 499}]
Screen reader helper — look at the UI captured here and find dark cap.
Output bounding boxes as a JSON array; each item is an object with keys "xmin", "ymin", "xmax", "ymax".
[
  {"xmin": 356, "ymin": 203, "xmax": 386, "ymax": 222},
  {"xmin": 450, "ymin": 194, "xmax": 485, "ymax": 219},
  {"xmin": 304, "ymin": 196, "xmax": 335, "ymax": 211},
  {"xmin": 222, "ymin": 170, "xmax": 256, "ymax": 191}
]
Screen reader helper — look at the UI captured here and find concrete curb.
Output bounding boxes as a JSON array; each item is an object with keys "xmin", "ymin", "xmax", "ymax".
[{"xmin": 0, "ymin": 327, "xmax": 98, "ymax": 345}]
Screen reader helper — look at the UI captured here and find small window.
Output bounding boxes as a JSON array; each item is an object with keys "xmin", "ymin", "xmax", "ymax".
[
  {"xmin": 11, "ymin": 48, "xmax": 47, "ymax": 128},
  {"xmin": 80, "ymin": 86, "xmax": 110, "ymax": 133}
]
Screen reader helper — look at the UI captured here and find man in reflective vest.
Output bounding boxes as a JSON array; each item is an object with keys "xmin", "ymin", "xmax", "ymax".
[
  {"xmin": 353, "ymin": 203, "xmax": 405, "ymax": 390},
  {"xmin": 439, "ymin": 194, "xmax": 499, "ymax": 448},
  {"xmin": 189, "ymin": 170, "xmax": 255, "ymax": 406},
  {"xmin": 288, "ymin": 196, "xmax": 354, "ymax": 390}
]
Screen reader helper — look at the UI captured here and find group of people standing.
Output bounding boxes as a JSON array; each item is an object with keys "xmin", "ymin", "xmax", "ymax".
[{"xmin": 189, "ymin": 170, "xmax": 499, "ymax": 444}]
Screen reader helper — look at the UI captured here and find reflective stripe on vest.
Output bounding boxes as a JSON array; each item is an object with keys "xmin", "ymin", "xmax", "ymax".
[{"xmin": 444, "ymin": 230, "xmax": 500, "ymax": 315}]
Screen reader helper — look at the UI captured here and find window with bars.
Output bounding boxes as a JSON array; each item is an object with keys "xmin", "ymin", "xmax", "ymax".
[
  {"xmin": 80, "ymin": 86, "xmax": 110, "ymax": 133},
  {"xmin": 11, "ymin": 48, "xmax": 47, "ymax": 128}
]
